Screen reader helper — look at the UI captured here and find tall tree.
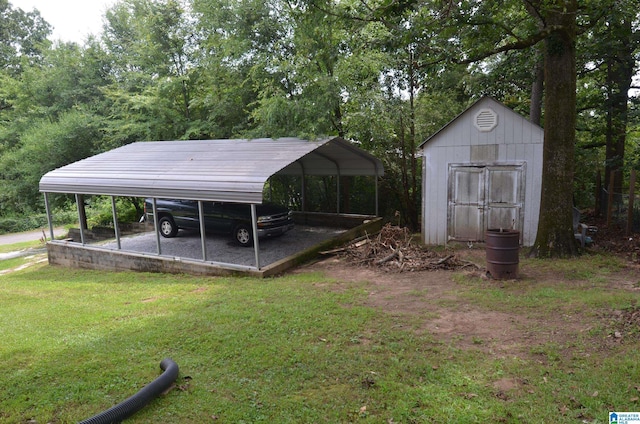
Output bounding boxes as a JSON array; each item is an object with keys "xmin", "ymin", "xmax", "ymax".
[
  {"xmin": 0, "ymin": 1, "xmax": 52, "ymax": 149},
  {"xmin": 305, "ymin": 0, "xmax": 440, "ymax": 228},
  {"xmin": 0, "ymin": 0, "xmax": 51, "ymax": 73},
  {"xmin": 101, "ymin": 0, "xmax": 197, "ymax": 144},
  {"xmin": 13, "ymin": 42, "xmax": 109, "ymax": 119},
  {"xmin": 529, "ymin": 0, "xmax": 579, "ymax": 257},
  {"xmin": 190, "ymin": 0, "xmax": 272, "ymax": 138},
  {"xmin": 416, "ymin": 0, "xmax": 606, "ymax": 256},
  {"xmin": 593, "ymin": 6, "xmax": 638, "ymax": 208}
]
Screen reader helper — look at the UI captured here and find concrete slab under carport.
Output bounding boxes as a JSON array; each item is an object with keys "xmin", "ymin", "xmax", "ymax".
[{"xmin": 46, "ymin": 214, "xmax": 384, "ymax": 277}]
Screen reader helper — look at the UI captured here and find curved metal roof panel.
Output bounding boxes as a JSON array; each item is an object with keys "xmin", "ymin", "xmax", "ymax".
[{"xmin": 39, "ymin": 137, "xmax": 384, "ymax": 204}]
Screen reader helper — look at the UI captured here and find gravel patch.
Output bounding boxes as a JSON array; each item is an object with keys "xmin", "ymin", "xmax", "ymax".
[{"xmin": 99, "ymin": 225, "xmax": 345, "ymax": 267}]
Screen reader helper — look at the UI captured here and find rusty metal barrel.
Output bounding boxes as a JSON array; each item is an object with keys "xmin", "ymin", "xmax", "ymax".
[{"xmin": 485, "ymin": 229, "xmax": 520, "ymax": 279}]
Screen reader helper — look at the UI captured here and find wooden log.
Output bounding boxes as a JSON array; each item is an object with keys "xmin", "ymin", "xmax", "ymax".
[
  {"xmin": 375, "ymin": 250, "xmax": 398, "ymax": 265},
  {"xmin": 433, "ymin": 255, "xmax": 454, "ymax": 265}
]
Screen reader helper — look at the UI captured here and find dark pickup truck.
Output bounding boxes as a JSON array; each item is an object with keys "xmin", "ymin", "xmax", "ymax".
[{"xmin": 144, "ymin": 198, "xmax": 294, "ymax": 247}]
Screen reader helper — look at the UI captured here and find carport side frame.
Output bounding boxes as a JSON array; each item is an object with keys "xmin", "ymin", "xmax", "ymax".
[
  {"xmin": 288, "ymin": 164, "xmax": 380, "ymax": 217},
  {"xmin": 43, "ymin": 193, "xmax": 263, "ymax": 272},
  {"xmin": 44, "ymin": 175, "xmax": 380, "ymax": 272},
  {"xmin": 43, "ymin": 181, "xmax": 380, "ymax": 271}
]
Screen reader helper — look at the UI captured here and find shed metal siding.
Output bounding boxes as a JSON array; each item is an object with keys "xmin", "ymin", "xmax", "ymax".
[
  {"xmin": 420, "ymin": 97, "xmax": 543, "ymax": 246},
  {"xmin": 39, "ymin": 137, "xmax": 384, "ymax": 204}
]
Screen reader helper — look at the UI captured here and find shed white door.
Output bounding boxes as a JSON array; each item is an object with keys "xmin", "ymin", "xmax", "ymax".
[{"xmin": 448, "ymin": 164, "xmax": 524, "ymax": 242}]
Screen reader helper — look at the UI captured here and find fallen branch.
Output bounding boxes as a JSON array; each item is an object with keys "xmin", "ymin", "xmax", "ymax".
[
  {"xmin": 320, "ymin": 235, "xmax": 373, "ymax": 255},
  {"xmin": 432, "ymin": 255, "xmax": 454, "ymax": 265},
  {"xmin": 375, "ymin": 249, "xmax": 399, "ymax": 265},
  {"xmin": 460, "ymin": 260, "xmax": 482, "ymax": 270}
]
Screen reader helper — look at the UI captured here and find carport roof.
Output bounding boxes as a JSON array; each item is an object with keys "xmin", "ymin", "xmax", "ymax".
[{"xmin": 39, "ymin": 137, "xmax": 384, "ymax": 204}]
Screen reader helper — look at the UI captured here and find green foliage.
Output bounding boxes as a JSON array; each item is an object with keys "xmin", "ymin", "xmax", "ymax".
[
  {"xmin": 266, "ymin": 174, "xmax": 385, "ymax": 216},
  {"xmin": 85, "ymin": 196, "xmax": 142, "ymax": 228},
  {"xmin": 100, "ymin": 0, "xmax": 199, "ymax": 145},
  {"xmin": 13, "ymin": 42, "xmax": 109, "ymax": 120},
  {"xmin": 0, "ymin": 110, "xmax": 101, "ymax": 214},
  {"xmin": 0, "ymin": 1, "xmax": 51, "ymax": 73},
  {"xmin": 0, "ymin": 111, "xmax": 100, "ymax": 212},
  {"xmin": 0, "ymin": 209, "xmax": 76, "ymax": 235},
  {"xmin": 265, "ymin": 175, "xmax": 303, "ymax": 210},
  {"xmin": 574, "ymin": 2, "xmax": 638, "ymax": 209},
  {"xmin": 0, "ymin": 0, "xmax": 638, "ymax": 242},
  {"xmin": 0, "ymin": 214, "xmax": 48, "ymax": 234}
]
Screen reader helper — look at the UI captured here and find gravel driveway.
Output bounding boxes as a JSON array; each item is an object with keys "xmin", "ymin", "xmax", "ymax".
[{"xmin": 100, "ymin": 225, "xmax": 344, "ymax": 267}]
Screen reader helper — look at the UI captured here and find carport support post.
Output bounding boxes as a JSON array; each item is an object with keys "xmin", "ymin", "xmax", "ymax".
[
  {"xmin": 111, "ymin": 196, "xmax": 121, "ymax": 250},
  {"xmin": 251, "ymin": 204, "xmax": 261, "ymax": 270},
  {"xmin": 152, "ymin": 198, "xmax": 162, "ymax": 255},
  {"xmin": 375, "ymin": 174, "xmax": 379, "ymax": 216},
  {"xmin": 336, "ymin": 174, "xmax": 340, "ymax": 214},
  {"xmin": 75, "ymin": 194, "xmax": 85, "ymax": 245},
  {"xmin": 198, "ymin": 201, "xmax": 207, "ymax": 261},
  {"xmin": 301, "ymin": 173, "xmax": 306, "ymax": 212},
  {"xmin": 43, "ymin": 193, "xmax": 54, "ymax": 241}
]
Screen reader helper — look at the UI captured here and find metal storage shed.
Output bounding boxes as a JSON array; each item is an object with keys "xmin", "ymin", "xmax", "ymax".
[
  {"xmin": 39, "ymin": 137, "xmax": 384, "ymax": 272},
  {"xmin": 418, "ymin": 97, "xmax": 543, "ymax": 246}
]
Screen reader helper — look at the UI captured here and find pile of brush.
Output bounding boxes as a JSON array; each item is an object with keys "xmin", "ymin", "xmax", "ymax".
[{"xmin": 322, "ymin": 223, "xmax": 480, "ymax": 272}]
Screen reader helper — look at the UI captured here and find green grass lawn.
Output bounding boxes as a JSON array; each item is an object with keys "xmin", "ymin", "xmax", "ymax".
[
  {"xmin": 0, "ymin": 239, "xmax": 44, "ymax": 254},
  {"xmin": 0, "ymin": 254, "xmax": 639, "ymax": 423}
]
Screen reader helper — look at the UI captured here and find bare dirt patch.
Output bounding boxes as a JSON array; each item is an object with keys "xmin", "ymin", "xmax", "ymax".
[
  {"xmin": 301, "ymin": 254, "xmax": 536, "ymax": 357},
  {"xmin": 298, "ymin": 239, "xmax": 639, "ymax": 362}
]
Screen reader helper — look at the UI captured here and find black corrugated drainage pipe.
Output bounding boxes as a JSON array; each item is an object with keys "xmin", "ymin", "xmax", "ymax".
[{"xmin": 78, "ymin": 358, "xmax": 179, "ymax": 424}]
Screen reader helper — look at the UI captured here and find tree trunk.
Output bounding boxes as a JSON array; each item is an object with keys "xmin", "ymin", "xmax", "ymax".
[
  {"xmin": 407, "ymin": 53, "xmax": 419, "ymax": 231},
  {"xmin": 529, "ymin": 1, "xmax": 578, "ymax": 257},
  {"xmin": 529, "ymin": 8, "xmax": 545, "ymax": 127},
  {"xmin": 530, "ymin": 50, "xmax": 544, "ymax": 126},
  {"xmin": 602, "ymin": 17, "xmax": 634, "ymax": 214}
]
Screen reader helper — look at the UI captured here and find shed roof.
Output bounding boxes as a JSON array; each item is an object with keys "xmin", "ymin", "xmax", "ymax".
[
  {"xmin": 39, "ymin": 137, "xmax": 384, "ymax": 204},
  {"xmin": 418, "ymin": 96, "xmax": 542, "ymax": 150}
]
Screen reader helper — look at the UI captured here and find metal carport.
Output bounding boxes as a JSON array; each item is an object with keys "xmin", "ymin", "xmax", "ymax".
[{"xmin": 39, "ymin": 137, "xmax": 384, "ymax": 271}]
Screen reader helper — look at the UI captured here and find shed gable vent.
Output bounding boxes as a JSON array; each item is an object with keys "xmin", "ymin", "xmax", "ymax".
[{"xmin": 474, "ymin": 108, "xmax": 498, "ymax": 132}]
